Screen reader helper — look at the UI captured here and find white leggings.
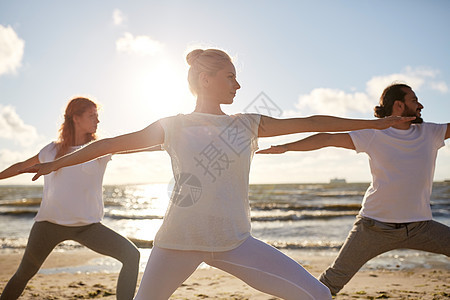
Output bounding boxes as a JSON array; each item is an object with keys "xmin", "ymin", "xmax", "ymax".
[{"xmin": 134, "ymin": 236, "xmax": 331, "ymax": 300}]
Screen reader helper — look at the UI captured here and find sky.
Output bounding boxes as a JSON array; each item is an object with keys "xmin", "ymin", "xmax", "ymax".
[{"xmin": 1, "ymin": 0, "xmax": 449, "ymax": 185}]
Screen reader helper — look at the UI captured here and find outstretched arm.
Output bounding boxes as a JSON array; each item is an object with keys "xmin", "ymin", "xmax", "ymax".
[
  {"xmin": 23, "ymin": 120, "xmax": 164, "ymax": 181},
  {"xmin": 258, "ymin": 115, "xmax": 415, "ymax": 137},
  {"xmin": 115, "ymin": 144, "xmax": 163, "ymax": 155},
  {"xmin": 257, "ymin": 133, "xmax": 355, "ymax": 154},
  {"xmin": 0, "ymin": 154, "xmax": 40, "ymax": 180}
]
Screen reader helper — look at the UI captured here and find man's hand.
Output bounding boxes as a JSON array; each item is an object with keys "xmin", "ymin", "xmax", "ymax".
[{"xmin": 256, "ymin": 145, "xmax": 288, "ymax": 154}]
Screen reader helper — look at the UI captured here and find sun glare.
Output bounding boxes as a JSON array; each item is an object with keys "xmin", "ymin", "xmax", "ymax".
[{"xmin": 137, "ymin": 57, "xmax": 194, "ymax": 120}]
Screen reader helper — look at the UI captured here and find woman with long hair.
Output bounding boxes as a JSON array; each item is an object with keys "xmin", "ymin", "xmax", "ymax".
[
  {"xmin": 0, "ymin": 97, "xmax": 140, "ymax": 300},
  {"xmin": 25, "ymin": 49, "xmax": 413, "ymax": 299}
]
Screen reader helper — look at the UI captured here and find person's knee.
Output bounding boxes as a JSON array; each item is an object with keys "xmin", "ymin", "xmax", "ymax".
[
  {"xmin": 319, "ymin": 272, "xmax": 338, "ymax": 296},
  {"xmin": 115, "ymin": 242, "xmax": 140, "ymax": 268},
  {"xmin": 132, "ymin": 246, "xmax": 140, "ymax": 264},
  {"xmin": 313, "ymin": 282, "xmax": 333, "ymax": 300},
  {"xmin": 126, "ymin": 245, "xmax": 140, "ymax": 266}
]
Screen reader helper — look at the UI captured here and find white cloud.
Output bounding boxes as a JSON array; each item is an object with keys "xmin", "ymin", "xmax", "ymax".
[
  {"xmin": 0, "ymin": 149, "xmax": 30, "ymax": 167},
  {"xmin": 403, "ymin": 66, "xmax": 439, "ymax": 78},
  {"xmin": 0, "ymin": 25, "xmax": 25, "ymax": 76},
  {"xmin": 0, "ymin": 148, "xmax": 43, "ymax": 184},
  {"xmin": 113, "ymin": 9, "xmax": 126, "ymax": 26},
  {"xmin": 0, "ymin": 105, "xmax": 38, "ymax": 146},
  {"xmin": 295, "ymin": 88, "xmax": 372, "ymax": 116},
  {"xmin": 429, "ymin": 81, "xmax": 448, "ymax": 93},
  {"xmin": 293, "ymin": 66, "xmax": 448, "ymax": 116},
  {"xmin": 116, "ymin": 33, "xmax": 164, "ymax": 56},
  {"xmin": 365, "ymin": 68, "xmax": 435, "ymax": 100}
]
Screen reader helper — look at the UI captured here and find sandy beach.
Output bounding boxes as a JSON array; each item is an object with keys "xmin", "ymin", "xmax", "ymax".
[{"xmin": 0, "ymin": 248, "xmax": 448, "ymax": 299}]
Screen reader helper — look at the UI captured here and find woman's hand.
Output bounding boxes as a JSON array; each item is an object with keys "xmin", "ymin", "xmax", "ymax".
[
  {"xmin": 256, "ymin": 145, "xmax": 288, "ymax": 154},
  {"xmin": 20, "ymin": 162, "xmax": 56, "ymax": 181},
  {"xmin": 374, "ymin": 116, "xmax": 416, "ymax": 129}
]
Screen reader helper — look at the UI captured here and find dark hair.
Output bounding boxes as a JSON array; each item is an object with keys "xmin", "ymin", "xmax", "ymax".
[{"xmin": 374, "ymin": 83, "xmax": 411, "ymax": 118}]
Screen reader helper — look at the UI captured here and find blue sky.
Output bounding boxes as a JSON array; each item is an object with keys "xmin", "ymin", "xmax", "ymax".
[{"xmin": 1, "ymin": 0, "xmax": 449, "ymax": 185}]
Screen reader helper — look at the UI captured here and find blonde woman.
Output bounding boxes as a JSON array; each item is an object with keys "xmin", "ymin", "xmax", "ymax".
[
  {"xmin": 25, "ymin": 50, "xmax": 413, "ymax": 300},
  {"xmin": 0, "ymin": 98, "xmax": 140, "ymax": 300}
]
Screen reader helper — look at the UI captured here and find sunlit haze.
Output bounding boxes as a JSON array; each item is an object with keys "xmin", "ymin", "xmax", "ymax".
[{"xmin": 1, "ymin": 1, "xmax": 449, "ymax": 185}]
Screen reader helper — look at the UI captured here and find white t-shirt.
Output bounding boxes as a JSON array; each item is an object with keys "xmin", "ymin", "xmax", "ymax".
[
  {"xmin": 155, "ymin": 112, "xmax": 261, "ymax": 251},
  {"xmin": 34, "ymin": 142, "xmax": 111, "ymax": 226},
  {"xmin": 349, "ymin": 122, "xmax": 447, "ymax": 223}
]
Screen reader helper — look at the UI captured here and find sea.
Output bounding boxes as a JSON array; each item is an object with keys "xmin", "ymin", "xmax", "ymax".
[{"xmin": 0, "ymin": 182, "xmax": 449, "ymax": 274}]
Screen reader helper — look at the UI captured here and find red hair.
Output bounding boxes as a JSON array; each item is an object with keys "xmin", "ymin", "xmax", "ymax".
[{"xmin": 56, "ymin": 97, "xmax": 97, "ymax": 158}]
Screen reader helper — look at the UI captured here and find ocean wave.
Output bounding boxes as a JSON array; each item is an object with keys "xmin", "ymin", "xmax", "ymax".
[
  {"xmin": 0, "ymin": 209, "xmax": 38, "ymax": 216},
  {"xmin": 112, "ymin": 238, "xmax": 344, "ymax": 250},
  {"xmin": 270, "ymin": 240, "xmax": 343, "ymax": 250},
  {"xmin": 0, "ymin": 236, "xmax": 155, "ymax": 250},
  {"xmin": 251, "ymin": 202, "xmax": 361, "ymax": 211},
  {"xmin": 251, "ymin": 211, "xmax": 357, "ymax": 222},
  {"xmin": 432, "ymin": 210, "xmax": 450, "ymax": 217},
  {"xmin": 0, "ymin": 237, "xmax": 343, "ymax": 251},
  {"xmin": 105, "ymin": 212, "xmax": 163, "ymax": 220},
  {"xmin": 0, "ymin": 198, "xmax": 41, "ymax": 206},
  {"xmin": 0, "ymin": 238, "xmax": 85, "ymax": 250},
  {"xmin": 249, "ymin": 183, "xmax": 368, "ymax": 197},
  {"xmin": 102, "ymin": 199, "xmax": 124, "ymax": 207}
]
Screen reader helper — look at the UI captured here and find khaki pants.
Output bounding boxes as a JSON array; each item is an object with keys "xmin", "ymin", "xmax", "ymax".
[{"xmin": 319, "ymin": 215, "xmax": 450, "ymax": 295}]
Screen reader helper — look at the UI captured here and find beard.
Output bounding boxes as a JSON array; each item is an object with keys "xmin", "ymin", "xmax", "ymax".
[
  {"xmin": 412, "ymin": 116, "xmax": 423, "ymax": 124},
  {"xmin": 402, "ymin": 106, "xmax": 423, "ymax": 124}
]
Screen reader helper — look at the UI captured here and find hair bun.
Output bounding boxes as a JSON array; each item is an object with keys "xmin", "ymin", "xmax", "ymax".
[
  {"xmin": 186, "ymin": 49, "xmax": 204, "ymax": 66},
  {"xmin": 373, "ymin": 105, "xmax": 386, "ymax": 118}
]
